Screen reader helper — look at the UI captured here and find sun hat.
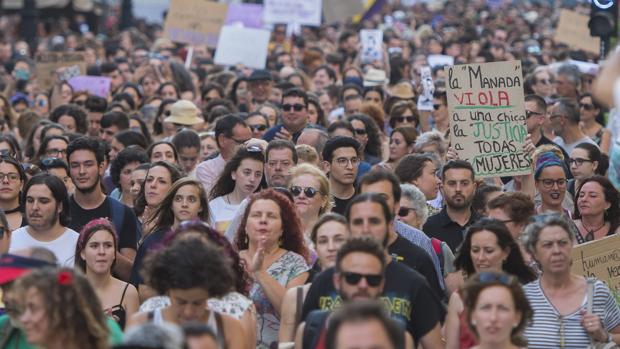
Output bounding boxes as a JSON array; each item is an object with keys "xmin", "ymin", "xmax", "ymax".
[{"xmin": 164, "ymin": 100, "xmax": 203, "ymax": 126}]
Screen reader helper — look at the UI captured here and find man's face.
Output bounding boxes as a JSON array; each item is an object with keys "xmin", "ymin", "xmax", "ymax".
[
  {"xmin": 344, "ymin": 96, "xmax": 362, "ymax": 116},
  {"xmin": 334, "ymin": 319, "xmax": 395, "ymax": 349},
  {"xmin": 281, "ymin": 96, "xmax": 308, "ymax": 132},
  {"xmin": 104, "ymin": 69, "xmax": 125, "ymax": 92},
  {"xmin": 220, "ymin": 124, "xmax": 252, "ymax": 159},
  {"xmin": 325, "ymin": 147, "xmax": 359, "ymax": 187},
  {"xmin": 100, "ymin": 125, "xmax": 120, "ymax": 143},
  {"xmin": 442, "ymin": 168, "xmax": 476, "ymax": 210},
  {"xmin": 525, "ymin": 100, "xmax": 545, "ymax": 134},
  {"xmin": 26, "ymin": 184, "xmax": 60, "ymax": 231},
  {"xmin": 334, "ymin": 251, "xmax": 384, "ymax": 301},
  {"xmin": 248, "ymin": 79, "xmax": 273, "ymax": 103},
  {"xmin": 118, "ymin": 62, "xmax": 133, "ymax": 82},
  {"xmin": 265, "ymin": 148, "xmax": 294, "ymax": 187},
  {"xmin": 69, "ymin": 150, "xmax": 104, "ymax": 194},
  {"xmin": 269, "ymin": 87, "xmax": 283, "ymax": 105},
  {"xmin": 348, "ymin": 201, "xmax": 389, "ymax": 247},
  {"xmin": 87, "ymin": 112, "xmax": 103, "ymax": 137},
  {"xmin": 549, "ymin": 103, "xmax": 566, "ymax": 135},
  {"xmin": 178, "ymin": 146, "xmax": 200, "ymax": 174},
  {"xmin": 554, "ymin": 74, "xmax": 575, "ymax": 99},
  {"xmin": 360, "ymin": 180, "xmax": 397, "ymax": 216}
]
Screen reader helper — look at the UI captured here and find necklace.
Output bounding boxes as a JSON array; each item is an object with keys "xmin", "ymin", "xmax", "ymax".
[
  {"xmin": 4, "ymin": 206, "xmax": 20, "ymax": 214},
  {"xmin": 582, "ymin": 220, "xmax": 607, "ymax": 242}
]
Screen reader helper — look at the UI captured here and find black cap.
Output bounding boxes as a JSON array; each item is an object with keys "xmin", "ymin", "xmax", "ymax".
[{"xmin": 247, "ymin": 69, "xmax": 272, "ymax": 82}]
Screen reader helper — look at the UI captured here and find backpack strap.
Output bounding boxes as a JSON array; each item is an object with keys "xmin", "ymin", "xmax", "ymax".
[
  {"xmin": 302, "ymin": 310, "xmax": 330, "ymax": 349},
  {"xmin": 108, "ymin": 197, "xmax": 125, "ymax": 238},
  {"xmin": 294, "ymin": 286, "xmax": 303, "ymax": 328}
]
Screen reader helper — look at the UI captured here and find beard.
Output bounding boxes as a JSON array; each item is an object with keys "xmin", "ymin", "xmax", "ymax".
[
  {"xmin": 76, "ymin": 172, "xmax": 100, "ymax": 194},
  {"xmin": 29, "ymin": 209, "xmax": 58, "ymax": 232},
  {"xmin": 445, "ymin": 193, "xmax": 473, "ymax": 210}
]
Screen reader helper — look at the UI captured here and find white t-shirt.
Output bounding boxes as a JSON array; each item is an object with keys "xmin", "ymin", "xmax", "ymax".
[
  {"xmin": 553, "ymin": 135, "xmax": 598, "ymax": 154},
  {"xmin": 209, "ymin": 196, "xmax": 242, "ymax": 233},
  {"xmin": 9, "ymin": 226, "xmax": 80, "ymax": 267}
]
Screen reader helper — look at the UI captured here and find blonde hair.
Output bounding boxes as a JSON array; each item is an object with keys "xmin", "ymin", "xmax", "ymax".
[
  {"xmin": 295, "ymin": 144, "xmax": 319, "ymax": 165},
  {"xmin": 288, "ymin": 163, "xmax": 333, "ymax": 214}
]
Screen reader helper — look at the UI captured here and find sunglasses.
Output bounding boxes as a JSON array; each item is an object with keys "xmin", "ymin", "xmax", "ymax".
[
  {"xmin": 580, "ymin": 103, "xmax": 595, "ymax": 111},
  {"xmin": 398, "ymin": 207, "xmax": 415, "ymax": 217},
  {"xmin": 432, "ymin": 104, "xmax": 443, "ymax": 110},
  {"xmin": 353, "ymin": 128, "xmax": 367, "ymax": 135},
  {"xmin": 249, "ymin": 124, "xmax": 268, "ymax": 132},
  {"xmin": 395, "ymin": 116, "xmax": 416, "ymax": 123},
  {"xmin": 537, "ymin": 79, "xmax": 553, "ymax": 85},
  {"xmin": 282, "ymin": 103, "xmax": 305, "ymax": 112},
  {"xmin": 290, "ymin": 186, "xmax": 319, "ymax": 198},
  {"xmin": 341, "ymin": 271, "xmax": 383, "ymax": 287},
  {"xmin": 525, "ymin": 110, "xmax": 543, "ymax": 119}
]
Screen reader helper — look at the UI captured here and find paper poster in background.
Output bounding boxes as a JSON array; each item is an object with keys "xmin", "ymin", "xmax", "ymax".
[
  {"xmin": 214, "ymin": 26, "xmax": 271, "ymax": 69},
  {"xmin": 323, "ymin": 0, "xmax": 366, "ymax": 24},
  {"xmin": 163, "ymin": 0, "xmax": 228, "ymax": 46},
  {"xmin": 224, "ymin": 3, "xmax": 264, "ymax": 28},
  {"xmin": 360, "ymin": 29, "xmax": 383, "ymax": 63},
  {"xmin": 554, "ymin": 9, "xmax": 600, "ymax": 55},
  {"xmin": 427, "ymin": 54, "xmax": 454, "ymax": 68},
  {"xmin": 572, "ymin": 234, "xmax": 620, "ymax": 304},
  {"xmin": 35, "ymin": 52, "xmax": 87, "ymax": 91},
  {"xmin": 68, "ymin": 76, "xmax": 112, "ymax": 98},
  {"xmin": 263, "ymin": 0, "xmax": 322, "ymax": 26},
  {"xmin": 417, "ymin": 66, "xmax": 434, "ymax": 111},
  {"xmin": 445, "ymin": 60, "xmax": 531, "ymax": 178}
]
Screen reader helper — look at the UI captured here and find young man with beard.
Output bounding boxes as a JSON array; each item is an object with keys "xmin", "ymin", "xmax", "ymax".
[
  {"xmin": 9, "ymin": 174, "xmax": 78, "ymax": 267},
  {"xmin": 322, "ymin": 136, "xmax": 360, "ymax": 215},
  {"xmin": 66, "ymin": 137, "xmax": 138, "ymax": 280},
  {"xmin": 301, "ymin": 193, "xmax": 444, "ymax": 349},
  {"xmin": 423, "ymin": 160, "xmax": 479, "ymax": 252}
]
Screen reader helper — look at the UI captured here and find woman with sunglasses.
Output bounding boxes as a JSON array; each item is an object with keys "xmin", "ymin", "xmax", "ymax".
[
  {"xmin": 0, "ymin": 156, "xmax": 26, "ymax": 231},
  {"xmin": 579, "ymin": 93, "xmax": 610, "ymax": 153},
  {"xmin": 572, "ymin": 175, "xmax": 620, "ymax": 243},
  {"xmin": 209, "ymin": 146, "xmax": 265, "ymax": 232},
  {"xmin": 380, "ymin": 125, "xmax": 417, "ymax": 171},
  {"xmin": 445, "ymin": 218, "xmax": 536, "ymax": 349},
  {"xmin": 522, "ymin": 214, "xmax": 620, "ymax": 347},
  {"xmin": 287, "ymin": 163, "xmax": 332, "ymax": 242},
  {"xmin": 244, "ymin": 111, "xmax": 270, "ymax": 139},
  {"xmin": 568, "ymin": 142, "xmax": 603, "ymax": 197},
  {"xmin": 348, "ymin": 113, "xmax": 383, "ymax": 165},
  {"xmin": 389, "ymin": 100, "xmax": 419, "ymax": 130},
  {"xmin": 235, "ymin": 188, "xmax": 310, "ymax": 349},
  {"xmin": 462, "ymin": 272, "xmax": 533, "ymax": 349}
]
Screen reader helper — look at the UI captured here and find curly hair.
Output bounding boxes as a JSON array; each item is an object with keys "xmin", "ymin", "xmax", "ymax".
[
  {"xmin": 49, "ymin": 104, "xmax": 88, "ymax": 134},
  {"xmin": 75, "ymin": 218, "xmax": 117, "ymax": 272},
  {"xmin": 161, "ymin": 219, "xmax": 250, "ymax": 295},
  {"xmin": 142, "ymin": 237, "xmax": 235, "ymax": 298},
  {"xmin": 208, "ymin": 147, "xmax": 265, "ymax": 200},
  {"xmin": 15, "ymin": 267, "xmax": 109, "ymax": 349},
  {"xmin": 348, "ymin": 113, "xmax": 383, "ymax": 158},
  {"xmin": 110, "ymin": 145, "xmax": 149, "ymax": 189},
  {"xmin": 235, "ymin": 188, "xmax": 310, "ymax": 262},
  {"xmin": 146, "ymin": 178, "xmax": 210, "ymax": 232}
]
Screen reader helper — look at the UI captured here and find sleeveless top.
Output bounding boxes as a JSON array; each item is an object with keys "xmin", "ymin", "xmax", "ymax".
[
  {"xmin": 148, "ymin": 308, "xmax": 226, "ymax": 349},
  {"xmin": 104, "ymin": 282, "xmax": 130, "ymax": 329}
]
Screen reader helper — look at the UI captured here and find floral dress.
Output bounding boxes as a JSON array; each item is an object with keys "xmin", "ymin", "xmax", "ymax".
[{"xmin": 251, "ymin": 250, "xmax": 309, "ymax": 349}]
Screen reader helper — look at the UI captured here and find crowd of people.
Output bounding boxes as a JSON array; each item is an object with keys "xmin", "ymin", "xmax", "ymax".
[{"xmin": 0, "ymin": 0, "xmax": 620, "ymax": 348}]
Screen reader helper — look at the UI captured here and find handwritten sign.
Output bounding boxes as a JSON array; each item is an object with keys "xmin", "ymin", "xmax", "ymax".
[
  {"xmin": 263, "ymin": 0, "xmax": 322, "ymax": 26},
  {"xmin": 35, "ymin": 52, "xmax": 86, "ymax": 91},
  {"xmin": 445, "ymin": 60, "xmax": 531, "ymax": 178},
  {"xmin": 428, "ymin": 54, "xmax": 454, "ymax": 68},
  {"xmin": 572, "ymin": 234, "xmax": 620, "ymax": 304},
  {"xmin": 554, "ymin": 9, "xmax": 601, "ymax": 55},
  {"xmin": 214, "ymin": 26, "xmax": 271, "ymax": 69},
  {"xmin": 360, "ymin": 29, "xmax": 383, "ymax": 63},
  {"xmin": 224, "ymin": 3, "xmax": 264, "ymax": 28},
  {"xmin": 163, "ymin": 0, "xmax": 228, "ymax": 46},
  {"xmin": 417, "ymin": 66, "xmax": 434, "ymax": 111},
  {"xmin": 68, "ymin": 76, "xmax": 111, "ymax": 98},
  {"xmin": 323, "ymin": 0, "xmax": 365, "ymax": 24}
]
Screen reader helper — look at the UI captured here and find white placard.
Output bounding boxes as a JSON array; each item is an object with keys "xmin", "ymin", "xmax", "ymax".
[
  {"xmin": 417, "ymin": 66, "xmax": 434, "ymax": 111},
  {"xmin": 263, "ymin": 0, "xmax": 322, "ymax": 26},
  {"xmin": 214, "ymin": 26, "xmax": 271, "ymax": 69},
  {"xmin": 360, "ymin": 29, "xmax": 383, "ymax": 63},
  {"xmin": 427, "ymin": 54, "xmax": 454, "ymax": 68}
]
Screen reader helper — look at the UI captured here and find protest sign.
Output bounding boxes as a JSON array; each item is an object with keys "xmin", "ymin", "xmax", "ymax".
[
  {"xmin": 417, "ymin": 66, "xmax": 434, "ymax": 111},
  {"xmin": 572, "ymin": 234, "xmax": 620, "ymax": 303},
  {"xmin": 224, "ymin": 3, "xmax": 264, "ymax": 28},
  {"xmin": 35, "ymin": 52, "xmax": 86, "ymax": 91},
  {"xmin": 445, "ymin": 60, "xmax": 531, "ymax": 178},
  {"xmin": 428, "ymin": 54, "xmax": 454, "ymax": 68},
  {"xmin": 554, "ymin": 9, "xmax": 600, "ymax": 55},
  {"xmin": 214, "ymin": 26, "xmax": 271, "ymax": 69},
  {"xmin": 263, "ymin": 0, "xmax": 322, "ymax": 26},
  {"xmin": 163, "ymin": 0, "xmax": 228, "ymax": 46},
  {"xmin": 360, "ymin": 30, "xmax": 383, "ymax": 63},
  {"xmin": 323, "ymin": 0, "xmax": 365, "ymax": 24},
  {"xmin": 68, "ymin": 76, "xmax": 112, "ymax": 98}
]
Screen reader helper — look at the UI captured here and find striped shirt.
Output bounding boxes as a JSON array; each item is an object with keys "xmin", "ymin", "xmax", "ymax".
[{"xmin": 524, "ymin": 278, "xmax": 620, "ymax": 349}]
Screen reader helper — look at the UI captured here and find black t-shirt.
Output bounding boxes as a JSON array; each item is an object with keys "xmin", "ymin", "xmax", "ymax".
[
  {"xmin": 423, "ymin": 208, "xmax": 480, "ymax": 253},
  {"xmin": 68, "ymin": 196, "xmax": 138, "ymax": 251},
  {"xmin": 331, "ymin": 191, "xmax": 356, "ymax": 215},
  {"xmin": 129, "ymin": 227, "xmax": 169, "ymax": 286},
  {"xmin": 388, "ymin": 235, "xmax": 445, "ymax": 299},
  {"xmin": 301, "ymin": 261, "xmax": 444, "ymax": 344}
]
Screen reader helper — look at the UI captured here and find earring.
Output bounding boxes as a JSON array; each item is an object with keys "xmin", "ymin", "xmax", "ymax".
[
  {"xmin": 471, "ymin": 320, "xmax": 477, "ymax": 326},
  {"xmin": 244, "ymin": 235, "xmax": 248, "ymax": 244}
]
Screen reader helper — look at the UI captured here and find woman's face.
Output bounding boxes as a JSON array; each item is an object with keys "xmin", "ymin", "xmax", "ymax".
[
  {"xmin": 389, "ymin": 131, "xmax": 411, "ymax": 162},
  {"xmin": 57, "ymin": 115, "xmax": 76, "ymax": 133},
  {"xmin": 44, "ymin": 138, "xmax": 68, "ymax": 160},
  {"xmin": 19, "ymin": 287, "xmax": 50, "ymax": 346},
  {"xmin": 120, "ymin": 161, "xmax": 141, "ymax": 195},
  {"xmin": 470, "ymin": 230, "xmax": 509, "ymax": 273},
  {"xmin": 350, "ymin": 119, "xmax": 368, "ymax": 149},
  {"xmin": 232, "ymin": 159, "xmax": 263, "ymax": 197},
  {"xmin": 201, "ymin": 137, "xmax": 218, "ymax": 159},
  {"xmin": 411, "ymin": 161, "xmax": 440, "ymax": 200},
  {"xmin": 259, "ymin": 107, "xmax": 277, "ymax": 126},
  {"xmin": 393, "ymin": 108, "xmax": 417, "ymax": 128},
  {"xmin": 0, "ymin": 142, "xmax": 14, "ymax": 158},
  {"xmin": 142, "ymin": 76, "xmax": 160, "ymax": 97},
  {"xmin": 569, "ymin": 148, "xmax": 596, "ymax": 180},
  {"xmin": 81, "ymin": 229, "xmax": 116, "ymax": 274},
  {"xmin": 471, "ymin": 285, "xmax": 521, "ymax": 346},
  {"xmin": 536, "ymin": 166, "xmax": 566, "ymax": 209},
  {"xmin": 246, "ymin": 115, "xmax": 269, "ymax": 139},
  {"xmin": 168, "ymin": 287, "xmax": 210, "ymax": 324},
  {"xmin": 151, "ymin": 144, "xmax": 176, "ymax": 163},
  {"xmin": 313, "ymin": 69, "xmax": 331, "ymax": 90},
  {"xmin": 60, "ymin": 84, "xmax": 73, "ymax": 103},
  {"xmin": 290, "ymin": 174, "xmax": 325, "ymax": 219},
  {"xmin": 315, "ymin": 221, "xmax": 347, "ymax": 269},
  {"xmin": 130, "ymin": 169, "xmax": 147, "ymax": 198},
  {"xmin": 172, "ymin": 184, "xmax": 203, "ymax": 224},
  {"xmin": 161, "ymin": 85, "xmax": 178, "ymax": 100},
  {"xmin": 307, "ymin": 103, "xmax": 319, "ymax": 125},
  {"xmin": 145, "ymin": 166, "xmax": 173, "ymax": 206},
  {"xmin": 245, "ymin": 199, "xmax": 283, "ymax": 247},
  {"xmin": 364, "ymin": 91, "xmax": 382, "ymax": 106},
  {"xmin": 533, "ymin": 225, "xmax": 573, "ymax": 274},
  {"xmin": 109, "ymin": 137, "xmax": 125, "ymax": 162},
  {"xmin": 579, "ymin": 96, "xmax": 599, "ymax": 122},
  {"xmin": 0, "ymin": 162, "xmax": 22, "ymax": 202},
  {"xmin": 397, "ymin": 197, "xmax": 421, "ymax": 229},
  {"xmin": 577, "ymin": 181, "xmax": 610, "ymax": 218}
]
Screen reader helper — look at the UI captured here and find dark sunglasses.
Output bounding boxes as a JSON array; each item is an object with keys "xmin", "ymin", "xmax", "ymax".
[
  {"xmin": 282, "ymin": 103, "xmax": 305, "ymax": 112},
  {"xmin": 432, "ymin": 104, "xmax": 443, "ymax": 110},
  {"xmin": 398, "ymin": 207, "xmax": 415, "ymax": 217},
  {"xmin": 290, "ymin": 186, "xmax": 319, "ymax": 198},
  {"xmin": 341, "ymin": 271, "xmax": 383, "ymax": 287},
  {"xmin": 249, "ymin": 124, "xmax": 268, "ymax": 132},
  {"xmin": 580, "ymin": 103, "xmax": 595, "ymax": 111},
  {"xmin": 40, "ymin": 157, "xmax": 66, "ymax": 169},
  {"xmin": 525, "ymin": 110, "xmax": 543, "ymax": 119},
  {"xmin": 396, "ymin": 116, "xmax": 416, "ymax": 123},
  {"xmin": 353, "ymin": 128, "xmax": 367, "ymax": 135}
]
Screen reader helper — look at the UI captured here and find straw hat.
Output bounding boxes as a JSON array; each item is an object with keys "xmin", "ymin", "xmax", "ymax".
[
  {"xmin": 363, "ymin": 69, "xmax": 389, "ymax": 87},
  {"xmin": 389, "ymin": 82, "xmax": 415, "ymax": 99},
  {"xmin": 164, "ymin": 100, "xmax": 203, "ymax": 125}
]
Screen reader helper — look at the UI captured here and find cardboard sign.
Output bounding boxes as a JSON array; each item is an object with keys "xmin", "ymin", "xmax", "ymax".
[
  {"xmin": 360, "ymin": 29, "xmax": 383, "ymax": 63},
  {"xmin": 35, "ymin": 52, "xmax": 87, "ymax": 91},
  {"xmin": 572, "ymin": 234, "xmax": 620, "ymax": 302},
  {"xmin": 224, "ymin": 3, "xmax": 264, "ymax": 28},
  {"xmin": 263, "ymin": 0, "xmax": 322, "ymax": 26},
  {"xmin": 554, "ymin": 9, "xmax": 601, "ymax": 55},
  {"xmin": 417, "ymin": 66, "xmax": 434, "ymax": 111},
  {"xmin": 68, "ymin": 76, "xmax": 111, "ymax": 98},
  {"xmin": 445, "ymin": 60, "xmax": 531, "ymax": 178},
  {"xmin": 163, "ymin": 0, "xmax": 228, "ymax": 45},
  {"xmin": 214, "ymin": 26, "xmax": 271, "ymax": 69},
  {"xmin": 323, "ymin": 0, "xmax": 365, "ymax": 24}
]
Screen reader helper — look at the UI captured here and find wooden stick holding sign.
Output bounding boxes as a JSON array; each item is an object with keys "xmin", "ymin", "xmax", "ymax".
[{"xmin": 444, "ymin": 60, "xmax": 531, "ymax": 178}]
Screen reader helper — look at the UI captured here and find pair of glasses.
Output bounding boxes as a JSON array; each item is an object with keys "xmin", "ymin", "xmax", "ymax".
[
  {"xmin": 0, "ymin": 150, "xmax": 14, "ymax": 158},
  {"xmin": 395, "ymin": 116, "xmax": 416, "ymax": 123},
  {"xmin": 432, "ymin": 104, "xmax": 443, "ymax": 110},
  {"xmin": 0, "ymin": 173, "xmax": 20, "ymax": 182},
  {"xmin": 46, "ymin": 148, "xmax": 67, "ymax": 156},
  {"xmin": 398, "ymin": 207, "xmax": 415, "ymax": 217},
  {"xmin": 334, "ymin": 157, "xmax": 360, "ymax": 167},
  {"xmin": 525, "ymin": 110, "xmax": 543, "ymax": 119},
  {"xmin": 282, "ymin": 103, "xmax": 305, "ymax": 112},
  {"xmin": 231, "ymin": 137, "xmax": 251, "ymax": 145},
  {"xmin": 538, "ymin": 178, "xmax": 567, "ymax": 189},
  {"xmin": 537, "ymin": 79, "xmax": 553, "ymax": 85},
  {"xmin": 353, "ymin": 128, "xmax": 367, "ymax": 135},
  {"xmin": 290, "ymin": 186, "xmax": 319, "ymax": 198},
  {"xmin": 568, "ymin": 157, "xmax": 593, "ymax": 166},
  {"xmin": 580, "ymin": 103, "xmax": 595, "ymax": 111},
  {"xmin": 249, "ymin": 124, "xmax": 268, "ymax": 132},
  {"xmin": 341, "ymin": 271, "xmax": 383, "ymax": 287}
]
